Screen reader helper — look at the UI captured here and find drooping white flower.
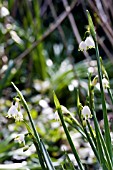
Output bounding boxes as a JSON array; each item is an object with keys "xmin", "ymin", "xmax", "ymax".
[
  {"xmin": 6, "ymin": 101, "xmax": 23, "ymax": 121},
  {"xmin": 81, "ymin": 106, "xmax": 91, "ymax": 120},
  {"xmin": 6, "ymin": 104, "xmax": 18, "ymax": 118},
  {"xmin": 79, "ymin": 41, "xmax": 87, "ymax": 51},
  {"xmin": 85, "ymin": 36, "xmax": 95, "ymax": 48},
  {"xmin": 0, "ymin": 6, "xmax": 9, "ymax": 18},
  {"xmin": 102, "ymin": 78, "xmax": 109, "ymax": 89},
  {"xmin": 15, "ymin": 134, "xmax": 25, "ymax": 145}
]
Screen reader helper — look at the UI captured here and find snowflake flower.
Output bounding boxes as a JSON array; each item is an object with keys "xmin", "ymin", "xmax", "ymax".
[
  {"xmin": 79, "ymin": 36, "xmax": 95, "ymax": 52},
  {"xmin": 81, "ymin": 106, "xmax": 92, "ymax": 120},
  {"xmin": 85, "ymin": 36, "xmax": 95, "ymax": 48},
  {"xmin": 6, "ymin": 101, "xmax": 23, "ymax": 121},
  {"xmin": 6, "ymin": 103, "xmax": 18, "ymax": 118}
]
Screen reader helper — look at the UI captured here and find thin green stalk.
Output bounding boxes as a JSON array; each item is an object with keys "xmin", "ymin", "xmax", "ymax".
[
  {"xmin": 88, "ymin": 75, "xmax": 112, "ymax": 169},
  {"xmin": 11, "ymin": 82, "xmax": 53, "ymax": 170},
  {"xmin": 77, "ymin": 90, "xmax": 99, "ymax": 162},
  {"xmin": 96, "ymin": 131, "xmax": 107, "ymax": 170},
  {"xmin": 57, "ymin": 108, "xmax": 84, "ymax": 170},
  {"xmin": 83, "ymin": 72, "xmax": 112, "ymax": 169},
  {"xmin": 93, "ymin": 110, "xmax": 112, "ymax": 170},
  {"xmin": 40, "ymin": 139, "xmax": 55, "ymax": 170},
  {"xmin": 95, "ymin": 42, "xmax": 112, "ymax": 161},
  {"xmin": 86, "ymin": 115, "xmax": 96, "ymax": 149},
  {"xmin": 84, "ymin": 126, "xmax": 99, "ymax": 161},
  {"xmin": 64, "ymin": 152, "xmax": 76, "ymax": 170},
  {"xmin": 53, "ymin": 92, "xmax": 84, "ymax": 170},
  {"xmin": 87, "ymin": 10, "xmax": 112, "ymax": 163}
]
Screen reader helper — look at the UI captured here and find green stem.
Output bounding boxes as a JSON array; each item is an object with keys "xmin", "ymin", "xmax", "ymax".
[
  {"xmin": 11, "ymin": 82, "xmax": 46, "ymax": 169},
  {"xmin": 57, "ymin": 108, "xmax": 85, "ymax": 170},
  {"xmin": 95, "ymin": 42, "xmax": 112, "ymax": 162},
  {"xmin": 93, "ymin": 110, "xmax": 112, "ymax": 170}
]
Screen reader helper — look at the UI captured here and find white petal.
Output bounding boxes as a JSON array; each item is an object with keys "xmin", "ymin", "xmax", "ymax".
[
  {"xmin": 54, "ymin": 111, "xmax": 59, "ymax": 120},
  {"xmin": 14, "ymin": 102, "xmax": 19, "ymax": 109},
  {"xmin": 79, "ymin": 41, "xmax": 87, "ymax": 51},
  {"xmin": 0, "ymin": 7, "xmax": 9, "ymax": 18},
  {"xmin": 85, "ymin": 36, "xmax": 95, "ymax": 48},
  {"xmin": 81, "ymin": 106, "xmax": 91, "ymax": 119},
  {"xmin": 7, "ymin": 105, "xmax": 18, "ymax": 118}
]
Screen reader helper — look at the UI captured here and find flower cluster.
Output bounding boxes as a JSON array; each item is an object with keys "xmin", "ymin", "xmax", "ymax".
[
  {"xmin": 6, "ymin": 98, "xmax": 23, "ymax": 122},
  {"xmin": 79, "ymin": 36, "xmax": 95, "ymax": 51}
]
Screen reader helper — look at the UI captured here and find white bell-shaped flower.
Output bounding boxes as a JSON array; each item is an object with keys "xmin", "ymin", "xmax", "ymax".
[
  {"xmin": 7, "ymin": 101, "xmax": 23, "ymax": 122},
  {"xmin": 0, "ymin": 6, "xmax": 9, "ymax": 18},
  {"xmin": 85, "ymin": 36, "xmax": 95, "ymax": 48},
  {"xmin": 81, "ymin": 106, "xmax": 91, "ymax": 120},
  {"xmin": 15, "ymin": 134, "xmax": 25, "ymax": 145},
  {"xmin": 7, "ymin": 104, "xmax": 18, "ymax": 118},
  {"xmin": 79, "ymin": 41, "xmax": 87, "ymax": 51}
]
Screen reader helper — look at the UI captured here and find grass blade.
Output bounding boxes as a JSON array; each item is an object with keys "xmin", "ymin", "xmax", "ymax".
[{"xmin": 87, "ymin": 10, "xmax": 113, "ymax": 163}]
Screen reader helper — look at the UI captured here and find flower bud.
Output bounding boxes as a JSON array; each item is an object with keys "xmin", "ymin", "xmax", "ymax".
[{"xmin": 92, "ymin": 75, "xmax": 98, "ymax": 86}]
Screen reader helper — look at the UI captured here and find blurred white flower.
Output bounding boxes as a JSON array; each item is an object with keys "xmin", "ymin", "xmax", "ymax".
[
  {"xmin": 14, "ymin": 111, "xmax": 23, "ymax": 122},
  {"xmin": 79, "ymin": 41, "xmax": 87, "ymax": 51},
  {"xmin": 15, "ymin": 134, "xmax": 25, "ymax": 145},
  {"xmin": 85, "ymin": 36, "xmax": 95, "ymax": 48},
  {"xmin": 10, "ymin": 30, "xmax": 23, "ymax": 44},
  {"xmin": 0, "ymin": 6, "xmax": 9, "ymax": 18},
  {"xmin": 81, "ymin": 106, "xmax": 92, "ymax": 120},
  {"xmin": 102, "ymin": 78, "xmax": 109, "ymax": 89},
  {"xmin": 54, "ymin": 111, "xmax": 59, "ymax": 120}
]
